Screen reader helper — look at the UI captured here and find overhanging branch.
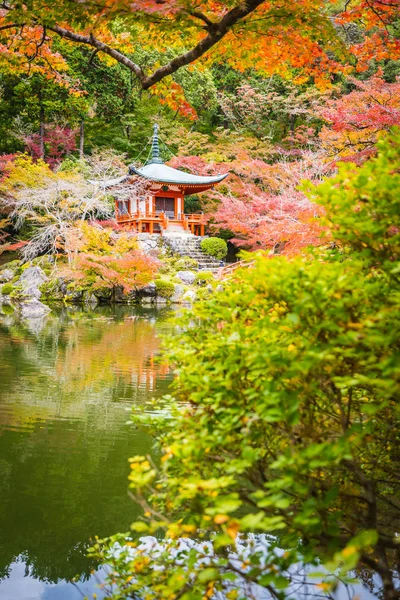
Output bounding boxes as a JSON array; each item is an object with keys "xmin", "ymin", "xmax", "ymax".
[{"xmin": 46, "ymin": 0, "xmax": 266, "ymax": 90}]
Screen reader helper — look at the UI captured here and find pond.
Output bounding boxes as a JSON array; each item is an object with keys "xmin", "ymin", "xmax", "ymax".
[{"xmin": 0, "ymin": 305, "xmax": 174, "ymax": 600}]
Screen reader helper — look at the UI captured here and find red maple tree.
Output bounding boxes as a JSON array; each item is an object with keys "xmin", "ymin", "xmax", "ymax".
[
  {"xmin": 23, "ymin": 126, "xmax": 78, "ymax": 168},
  {"xmin": 318, "ymin": 73, "xmax": 400, "ymax": 163}
]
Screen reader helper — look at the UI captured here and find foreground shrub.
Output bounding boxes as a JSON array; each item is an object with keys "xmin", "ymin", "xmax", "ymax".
[
  {"xmin": 92, "ymin": 131, "xmax": 400, "ymax": 600},
  {"xmin": 200, "ymin": 237, "xmax": 228, "ymax": 259}
]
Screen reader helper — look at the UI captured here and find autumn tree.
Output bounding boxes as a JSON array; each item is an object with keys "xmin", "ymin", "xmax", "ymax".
[
  {"xmin": 0, "ymin": 0, "xmax": 399, "ymax": 111},
  {"xmin": 62, "ymin": 222, "xmax": 159, "ymax": 296},
  {"xmin": 318, "ymin": 73, "xmax": 400, "ymax": 163},
  {"xmin": 0, "ymin": 154, "xmax": 138, "ymax": 261},
  {"xmin": 168, "ymin": 131, "xmax": 329, "ymax": 253}
]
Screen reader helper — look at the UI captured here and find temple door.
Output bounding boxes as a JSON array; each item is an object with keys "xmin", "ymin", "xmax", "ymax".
[{"xmin": 155, "ymin": 196, "xmax": 176, "ymax": 218}]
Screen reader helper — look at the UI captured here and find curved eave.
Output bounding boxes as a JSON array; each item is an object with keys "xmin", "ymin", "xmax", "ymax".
[
  {"xmin": 129, "ymin": 164, "xmax": 229, "ymax": 188},
  {"xmin": 88, "ymin": 175, "xmax": 129, "ymax": 187}
]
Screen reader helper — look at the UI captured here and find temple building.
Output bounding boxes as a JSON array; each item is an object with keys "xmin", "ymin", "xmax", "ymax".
[{"xmin": 114, "ymin": 125, "xmax": 228, "ymax": 236}]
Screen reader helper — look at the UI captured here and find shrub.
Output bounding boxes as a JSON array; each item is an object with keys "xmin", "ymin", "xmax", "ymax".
[
  {"xmin": 200, "ymin": 237, "xmax": 228, "ymax": 259},
  {"xmin": 175, "ymin": 257, "xmax": 199, "ymax": 271},
  {"xmin": 1, "ymin": 283, "xmax": 14, "ymax": 295},
  {"xmin": 194, "ymin": 270, "xmax": 215, "ymax": 286},
  {"xmin": 92, "ymin": 131, "xmax": 400, "ymax": 600},
  {"xmin": 155, "ymin": 278, "xmax": 175, "ymax": 299}
]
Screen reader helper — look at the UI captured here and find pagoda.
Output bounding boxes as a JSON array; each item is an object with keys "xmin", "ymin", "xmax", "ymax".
[{"xmin": 115, "ymin": 125, "xmax": 228, "ymax": 236}]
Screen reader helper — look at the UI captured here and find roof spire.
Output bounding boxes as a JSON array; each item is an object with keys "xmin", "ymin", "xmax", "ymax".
[{"xmin": 148, "ymin": 123, "xmax": 163, "ymax": 164}]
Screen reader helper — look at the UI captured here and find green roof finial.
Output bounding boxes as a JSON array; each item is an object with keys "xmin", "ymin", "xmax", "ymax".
[{"xmin": 149, "ymin": 123, "xmax": 163, "ymax": 164}]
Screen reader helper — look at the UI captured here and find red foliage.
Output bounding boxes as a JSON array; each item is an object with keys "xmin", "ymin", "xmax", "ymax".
[
  {"xmin": 91, "ymin": 220, "xmax": 125, "ymax": 231},
  {"xmin": 0, "ymin": 154, "xmax": 18, "ymax": 182},
  {"xmin": 0, "ymin": 240, "xmax": 28, "ymax": 255},
  {"xmin": 24, "ymin": 126, "xmax": 78, "ymax": 168},
  {"xmin": 318, "ymin": 74, "xmax": 400, "ymax": 163},
  {"xmin": 170, "ymin": 150, "xmax": 329, "ymax": 255},
  {"xmin": 71, "ymin": 250, "xmax": 159, "ymax": 293}
]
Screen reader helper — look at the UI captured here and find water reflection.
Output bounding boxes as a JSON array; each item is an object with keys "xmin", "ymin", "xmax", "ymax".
[{"xmin": 0, "ymin": 305, "xmax": 174, "ymax": 599}]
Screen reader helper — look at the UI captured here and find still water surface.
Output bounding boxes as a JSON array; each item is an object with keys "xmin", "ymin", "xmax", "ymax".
[{"xmin": 0, "ymin": 305, "xmax": 174, "ymax": 599}]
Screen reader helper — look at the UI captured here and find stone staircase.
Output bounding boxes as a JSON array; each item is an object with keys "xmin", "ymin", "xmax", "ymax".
[{"xmin": 164, "ymin": 235, "xmax": 222, "ymax": 272}]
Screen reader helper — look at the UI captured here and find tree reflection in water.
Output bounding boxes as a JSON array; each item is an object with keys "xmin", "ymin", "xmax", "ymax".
[{"xmin": 0, "ymin": 305, "xmax": 174, "ymax": 595}]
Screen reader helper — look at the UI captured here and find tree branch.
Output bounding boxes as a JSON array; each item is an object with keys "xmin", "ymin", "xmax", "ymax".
[{"xmin": 47, "ymin": 0, "xmax": 266, "ymax": 90}]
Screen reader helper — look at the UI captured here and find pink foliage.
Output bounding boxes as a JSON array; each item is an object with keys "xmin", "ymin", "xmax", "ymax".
[
  {"xmin": 171, "ymin": 151, "xmax": 328, "ymax": 254},
  {"xmin": 24, "ymin": 126, "xmax": 77, "ymax": 168},
  {"xmin": 0, "ymin": 153, "xmax": 17, "ymax": 182},
  {"xmin": 318, "ymin": 74, "xmax": 400, "ymax": 163}
]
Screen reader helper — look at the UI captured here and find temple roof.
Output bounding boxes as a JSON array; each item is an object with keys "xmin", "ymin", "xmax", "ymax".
[
  {"xmin": 128, "ymin": 162, "xmax": 228, "ymax": 186},
  {"xmin": 128, "ymin": 124, "xmax": 228, "ymax": 188},
  {"xmin": 89, "ymin": 125, "xmax": 228, "ymax": 189}
]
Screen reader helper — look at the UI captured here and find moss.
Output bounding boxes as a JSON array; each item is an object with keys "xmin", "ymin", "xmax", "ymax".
[
  {"xmin": 1, "ymin": 304, "xmax": 14, "ymax": 315},
  {"xmin": 9, "ymin": 286, "xmax": 24, "ymax": 301},
  {"xmin": 195, "ymin": 271, "xmax": 215, "ymax": 286},
  {"xmin": 155, "ymin": 278, "xmax": 175, "ymax": 299},
  {"xmin": 175, "ymin": 257, "xmax": 199, "ymax": 270},
  {"xmin": 1, "ymin": 283, "xmax": 14, "ymax": 295}
]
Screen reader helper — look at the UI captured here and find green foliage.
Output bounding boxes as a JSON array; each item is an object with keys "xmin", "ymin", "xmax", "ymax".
[
  {"xmin": 174, "ymin": 257, "xmax": 199, "ymax": 271},
  {"xmin": 155, "ymin": 278, "xmax": 175, "ymax": 299},
  {"xmin": 1, "ymin": 283, "xmax": 13, "ymax": 295},
  {"xmin": 93, "ymin": 131, "xmax": 400, "ymax": 599},
  {"xmin": 194, "ymin": 270, "xmax": 215, "ymax": 286},
  {"xmin": 200, "ymin": 237, "xmax": 228, "ymax": 260}
]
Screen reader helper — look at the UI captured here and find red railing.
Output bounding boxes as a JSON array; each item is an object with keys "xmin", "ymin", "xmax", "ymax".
[{"xmin": 218, "ymin": 259, "xmax": 256, "ymax": 279}]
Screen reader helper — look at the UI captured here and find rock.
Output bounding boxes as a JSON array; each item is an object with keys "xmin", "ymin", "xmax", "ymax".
[
  {"xmin": 139, "ymin": 239, "xmax": 158, "ymax": 254},
  {"xmin": 182, "ymin": 289, "xmax": 197, "ymax": 303},
  {"xmin": 113, "ymin": 286, "xmax": 126, "ymax": 303},
  {"xmin": 171, "ymin": 284, "xmax": 184, "ymax": 303},
  {"xmin": 177, "ymin": 270, "xmax": 196, "ymax": 285},
  {"xmin": 22, "ymin": 284, "xmax": 42, "ymax": 299},
  {"xmin": 141, "ymin": 296, "xmax": 155, "ymax": 304},
  {"xmin": 82, "ymin": 291, "xmax": 98, "ymax": 306},
  {"xmin": 155, "ymin": 297, "xmax": 168, "ymax": 304},
  {"xmin": 94, "ymin": 287, "xmax": 113, "ymax": 302},
  {"xmin": 20, "ymin": 299, "xmax": 51, "ymax": 319},
  {"xmin": 65, "ymin": 290, "xmax": 84, "ymax": 303},
  {"xmin": 18, "ymin": 266, "xmax": 48, "ymax": 290},
  {"xmin": 0, "ymin": 268, "xmax": 14, "ymax": 283},
  {"xmin": 140, "ymin": 282, "xmax": 157, "ymax": 298}
]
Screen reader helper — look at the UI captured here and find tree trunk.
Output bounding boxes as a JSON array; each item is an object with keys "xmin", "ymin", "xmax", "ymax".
[
  {"xmin": 79, "ymin": 120, "xmax": 85, "ymax": 159},
  {"xmin": 39, "ymin": 92, "xmax": 45, "ymax": 160}
]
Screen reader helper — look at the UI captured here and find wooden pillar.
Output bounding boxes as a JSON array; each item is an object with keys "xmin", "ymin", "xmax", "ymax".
[
  {"xmin": 149, "ymin": 221, "xmax": 154, "ymax": 234},
  {"xmin": 174, "ymin": 196, "xmax": 178, "ymax": 219},
  {"xmin": 200, "ymin": 223, "xmax": 205, "ymax": 237}
]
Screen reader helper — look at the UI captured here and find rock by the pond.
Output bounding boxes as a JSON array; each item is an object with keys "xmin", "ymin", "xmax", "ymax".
[
  {"xmin": 22, "ymin": 284, "xmax": 42, "ymax": 300},
  {"xmin": 140, "ymin": 282, "xmax": 157, "ymax": 297},
  {"xmin": 82, "ymin": 291, "xmax": 98, "ymax": 306},
  {"xmin": 18, "ymin": 266, "xmax": 48, "ymax": 291},
  {"xmin": 177, "ymin": 270, "xmax": 196, "ymax": 285},
  {"xmin": 65, "ymin": 289, "xmax": 84, "ymax": 303},
  {"xmin": 94, "ymin": 287, "xmax": 113, "ymax": 302},
  {"xmin": 171, "ymin": 284, "xmax": 184, "ymax": 303},
  {"xmin": 182, "ymin": 289, "xmax": 197, "ymax": 303},
  {"xmin": 20, "ymin": 299, "xmax": 51, "ymax": 319},
  {"xmin": 0, "ymin": 268, "xmax": 14, "ymax": 283}
]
